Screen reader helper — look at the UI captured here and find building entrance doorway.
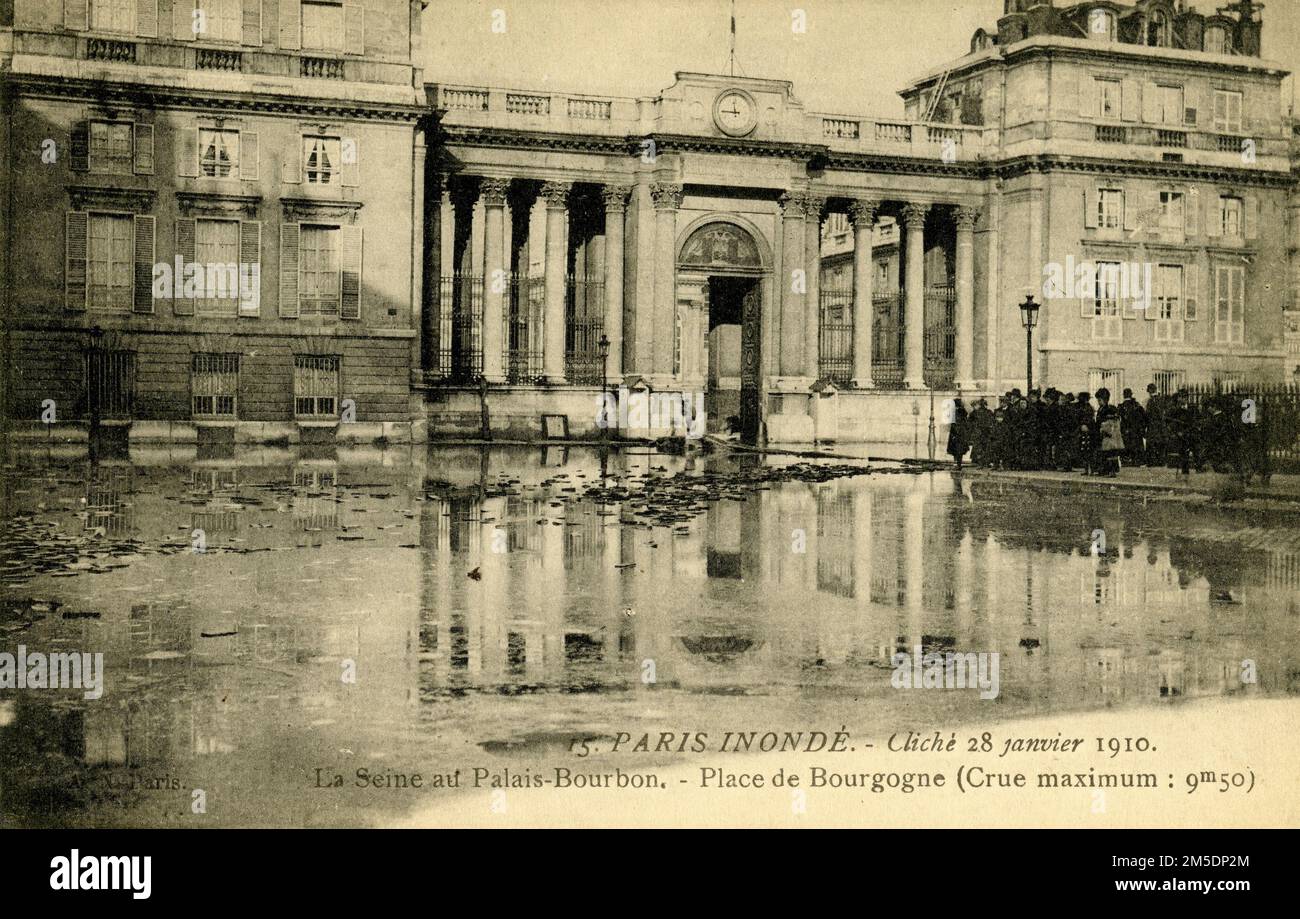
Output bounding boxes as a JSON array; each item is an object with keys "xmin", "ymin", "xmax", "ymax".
[{"xmin": 705, "ymin": 275, "xmax": 761, "ymax": 444}]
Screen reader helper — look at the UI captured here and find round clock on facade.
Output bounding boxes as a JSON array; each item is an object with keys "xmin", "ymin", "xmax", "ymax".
[{"xmin": 713, "ymin": 89, "xmax": 758, "ymax": 137}]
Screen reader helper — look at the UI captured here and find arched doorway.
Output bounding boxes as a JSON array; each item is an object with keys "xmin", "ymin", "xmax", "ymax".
[{"xmin": 676, "ymin": 218, "xmax": 770, "ymax": 444}]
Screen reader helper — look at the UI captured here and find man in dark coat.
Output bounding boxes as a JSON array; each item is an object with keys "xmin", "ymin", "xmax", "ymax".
[
  {"xmin": 1144, "ymin": 383, "xmax": 1167, "ymax": 467},
  {"xmin": 1075, "ymin": 391, "xmax": 1095, "ymax": 475},
  {"xmin": 1117, "ymin": 388, "xmax": 1147, "ymax": 468},
  {"xmin": 946, "ymin": 398, "xmax": 970, "ymax": 468}
]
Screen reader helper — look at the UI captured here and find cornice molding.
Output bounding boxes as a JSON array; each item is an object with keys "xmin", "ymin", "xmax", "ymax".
[
  {"xmin": 176, "ymin": 191, "xmax": 263, "ymax": 217},
  {"xmin": 67, "ymin": 184, "xmax": 157, "ymax": 212},
  {"xmin": 281, "ymin": 197, "xmax": 365, "ymax": 223},
  {"xmin": 8, "ymin": 73, "xmax": 424, "ymax": 124}
]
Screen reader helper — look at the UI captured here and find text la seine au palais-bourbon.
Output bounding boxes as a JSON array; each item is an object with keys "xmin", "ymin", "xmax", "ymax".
[{"xmin": 313, "ymin": 729, "xmax": 1256, "ymax": 797}]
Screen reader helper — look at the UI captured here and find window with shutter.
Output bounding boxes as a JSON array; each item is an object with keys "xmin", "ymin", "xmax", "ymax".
[
  {"xmin": 194, "ymin": 218, "xmax": 241, "ymax": 316},
  {"xmin": 89, "ymin": 121, "xmax": 133, "ymax": 175},
  {"xmin": 1154, "ymin": 264, "xmax": 1183, "ymax": 342},
  {"xmin": 1213, "ymin": 90, "xmax": 1243, "ymax": 133},
  {"xmin": 1098, "ymin": 189, "xmax": 1123, "ymax": 230},
  {"xmin": 199, "ymin": 129, "xmax": 240, "ymax": 178},
  {"xmin": 239, "ymin": 221, "xmax": 261, "ymax": 316},
  {"xmin": 302, "ymin": 0, "xmax": 344, "ymax": 52},
  {"xmin": 299, "ymin": 224, "xmax": 341, "ymax": 316},
  {"xmin": 133, "ymin": 214, "xmax": 155, "ymax": 315},
  {"xmin": 242, "ymin": 0, "xmax": 263, "ymax": 46},
  {"xmin": 1091, "ymin": 261, "xmax": 1123, "ymax": 341},
  {"xmin": 279, "ymin": 223, "xmax": 300, "ymax": 317},
  {"xmin": 174, "ymin": 217, "xmax": 197, "ymax": 316},
  {"xmin": 66, "ymin": 212, "xmax": 89, "ymax": 311},
  {"xmin": 196, "ymin": 0, "xmax": 241, "ymax": 42},
  {"xmin": 133, "ymin": 123, "xmax": 154, "ymax": 175},
  {"xmin": 1220, "ymin": 195, "xmax": 1244, "ymax": 238},
  {"xmin": 303, "ymin": 136, "xmax": 340, "ymax": 185},
  {"xmin": 87, "ymin": 212, "xmax": 135, "ymax": 312},
  {"xmin": 340, "ymin": 226, "xmax": 362, "ymax": 320},
  {"xmin": 91, "ymin": 0, "xmax": 135, "ymax": 33},
  {"xmin": 1214, "ymin": 265, "xmax": 1245, "ymax": 344}
]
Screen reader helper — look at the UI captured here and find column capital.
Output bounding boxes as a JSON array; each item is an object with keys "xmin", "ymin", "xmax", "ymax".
[
  {"xmin": 540, "ymin": 180, "xmax": 571, "ymax": 209},
  {"xmin": 479, "ymin": 177, "xmax": 511, "ymax": 207},
  {"xmin": 601, "ymin": 184, "xmax": 632, "ymax": 212},
  {"xmin": 954, "ymin": 205, "xmax": 982, "ymax": 232},
  {"xmin": 779, "ymin": 191, "xmax": 807, "ymax": 219},
  {"xmin": 650, "ymin": 182, "xmax": 683, "ymax": 211},
  {"xmin": 900, "ymin": 201, "xmax": 931, "ymax": 229},
  {"xmin": 848, "ymin": 199, "xmax": 880, "ymax": 229},
  {"xmin": 803, "ymin": 193, "xmax": 827, "ymax": 222}
]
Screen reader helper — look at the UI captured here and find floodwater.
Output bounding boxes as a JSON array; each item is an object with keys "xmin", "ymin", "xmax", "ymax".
[{"xmin": 1, "ymin": 443, "xmax": 1297, "ymax": 827}]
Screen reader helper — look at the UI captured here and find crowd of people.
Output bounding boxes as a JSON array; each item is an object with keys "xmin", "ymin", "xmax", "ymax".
[{"xmin": 945, "ymin": 383, "xmax": 1273, "ymax": 482}]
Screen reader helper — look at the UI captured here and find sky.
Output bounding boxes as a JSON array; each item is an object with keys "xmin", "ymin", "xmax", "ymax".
[{"xmin": 424, "ymin": 0, "xmax": 1300, "ymax": 119}]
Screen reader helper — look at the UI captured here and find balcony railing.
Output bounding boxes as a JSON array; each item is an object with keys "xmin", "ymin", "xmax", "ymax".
[
  {"xmin": 1217, "ymin": 133, "xmax": 1248, "ymax": 153},
  {"xmin": 443, "ymin": 88, "xmax": 489, "ymax": 111},
  {"xmin": 1157, "ymin": 129, "xmax": 1187, "ymax": 148},
  {"xmin": 568, "ymin": 98, "xmax": 612, "ymax": 120},
  {"xmin": 87, "ymin": 38, "xmax": 135, "ymax": 62},
  {"xmin": 196, "ymin": 48, "xmax": 242, "ymax": 71},
  {"xmin": 1096, "ymin": 124, "xmax": 1127, "ymax": 143},
  {"xmin": 823, "ymin": 118, "xmax": 860, "ymax": 140},
  {"xmin": 505, "ymin": 93, "xmax": 550, "ymax": 116},
  {"xmin": 926, "ymin": 125, "xmax": 963, "ymax": 146},
  {"xmin": 301, "ymin": 57, "xmax": 345, "ymax": 79},
  {"xmin": 875, "ymin": 122, "xmax": 913, "ymax": 144}
]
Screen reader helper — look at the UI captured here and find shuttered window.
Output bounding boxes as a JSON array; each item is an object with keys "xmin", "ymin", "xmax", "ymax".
[
  {"xmin": 1214, "ymin": 265, "xmax": 1245, "ymax": 345},
  {"xmin": 302, "ymin": 0, "xmax": 343, "ymax": 51},
  {"xmin": 299, "ymin": 225, "xmax": 341, "ymax": 316},
  {"xmin": 196, "ymin": 0, "xmax": 241, "ymax": 42},
  {"xmin": 194, "ymin": 218, "xmax": 241, "ymax": 316},
  {"xmin": 1213, "ymin": 90, "xmax": 1243, "ymax": 133},
  {"xmin": 303, "ymin": 135, "xmax": 340, "ymax": 185},
  {"xmin": 1220, "ymin": 196, "xmax": 1244, "ymax": 238},
  {"xmin": 90, "ymin": 0, "xmax": 135, "ymax": 33},
  {"xmin": 90, "ymin": 121, "xmax": 134, "ymax": 175},
  {"xmin": 199, "ymin": 129, "xmax": 239, "ymax": 177},
  {"xmin": 88, "ymin": 213, "xmax": 135, "ymax": 312},
  {"xmin": 1098, "ymin": 189, "xmax": 1123, "ymax": 229}
]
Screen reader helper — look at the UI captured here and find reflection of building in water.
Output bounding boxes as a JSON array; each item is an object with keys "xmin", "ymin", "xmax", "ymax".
[{"xmin": 85, "ymin": 467, "xmax": 136, "ymax": 535}]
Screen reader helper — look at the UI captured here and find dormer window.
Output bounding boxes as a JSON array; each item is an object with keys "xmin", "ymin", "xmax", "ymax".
[
  {"xmin": 1205, "ymin": 24, "xmax": 1230, "ymax": 54},
  {"xmin": 1088, "ymin": 8, "xmax": 1117, "ymax": 42},
  {"xmin": 1146, "ymin": 9, "xmax": 1170, "ymax": 47}
]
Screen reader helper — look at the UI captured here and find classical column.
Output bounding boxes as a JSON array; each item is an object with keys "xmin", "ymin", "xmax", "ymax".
[
  {"xmin": 901, "ymin": 202, "xmax": 930, "ymax": 390},
  {"xmin": 480, "ymin": 177, "xmax": 510, "ymax": 383},
  {"xmin": 650, "ymin": 183, "xmax": 683, "ymax": 378},
  {"xmin": 541, "ymin": 181, "xmax": 570, "ymax": 384},
  {"xmin": 804, "ymin": 193, "xmax": 826, "ymax": 379},
  {"xmin": 602, "ymin": 184, "xmax": 631, "ymax": 380},
  {"xmin": 954, "ymin": 205, "xmax": 980, "ymax": 392},
  {"xmin": 848, "ymin": 199, "xmax": 879, "ymax": 388},
  {"xmin": 779, "ymin": 192, "xmax": 806, "ymax": 377}
]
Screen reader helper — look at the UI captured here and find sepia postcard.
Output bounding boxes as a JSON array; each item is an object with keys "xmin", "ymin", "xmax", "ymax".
[{"xmin": 1, "ymin": 0, "xmax": 1298, "ymax": 857}]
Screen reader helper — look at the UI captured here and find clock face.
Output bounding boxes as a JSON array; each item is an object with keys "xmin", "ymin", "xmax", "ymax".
[{"xmin": 714, "ymin": 90, "xmax": 758, "ymax": 137}]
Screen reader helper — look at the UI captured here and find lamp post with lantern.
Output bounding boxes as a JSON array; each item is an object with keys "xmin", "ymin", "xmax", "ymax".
[{"xmin": 1019, "ymin": 294, "xmax": 1041, "ymax": 394}]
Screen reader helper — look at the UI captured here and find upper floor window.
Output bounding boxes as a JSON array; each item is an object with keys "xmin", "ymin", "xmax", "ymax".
[
  {"xmin": 1213, "ymin": 90, "xmax": 1244, "ymax": 133},
  {"xmin": 1204, "ymin": 25, "xmax": 1230, "ymax": 54},
  {"xmin": 90, "ymin": 121, "xmax": 134, "ymax": 175},
  {"xmin": 1158, "ymin": 190, "xmax": 1186, "ymax": 231},
  {"xmin": 199, "ymin": 129, "xmax": 240, "ymax": 178},
  {"xmin": 1088, "ymin": 8, "xmax": 1116, "ymax": 42},
  {"xmin": 194, "ymin": 218, "xmax": 242, "ymax": 316},
  {"xmin": 299, "ymin": 224, "xmax": 342, "ymax": 316},
  {"xmin": 1154, "ymin": 84, "xmax": 1184, "ymax": 125},
  {"xmin": 1214, "ymin": 265, "xmax": 1245, "ymax": 344},
  {"xmin": 1098, "ymin": 189, "xmax": 1123, "ymax": 230},
  {"xmin": 196, "ymin": 0, "xmax": 242, "ymax": 44},
  {"xmin": 1097, "ymin": 78, "xmax": 1122, "ymax": 120},
  {"xmin": 303, "ymin": 136, "xmax": 341, "ymax": 185},
  {"xmin": 1146, "ymin": 9, "xmax": 1170, "ymax": 47},
  {"xmin": 90, "ymin": 0, "xmax": 135, "ymax": 34},
  {"xmin": 1220, "ymin": 195, "xmax": 1244, "ymax": 238},
  {"xmin": 303, "ymin": 0, "xmax": 345, "ymax": 52}
]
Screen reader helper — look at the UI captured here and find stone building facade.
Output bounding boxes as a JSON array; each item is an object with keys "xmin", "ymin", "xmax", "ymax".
[
  {"xmin": 3, "ymin": 0, "xmax": 1294, "ymax": 447},
  {"xmin": 1, "ymin": 0, "xmax": 429, "ymax": 446},
  {"xmin": 422, "ymin": 0, "xmax": 1293, "ymax": 444}
]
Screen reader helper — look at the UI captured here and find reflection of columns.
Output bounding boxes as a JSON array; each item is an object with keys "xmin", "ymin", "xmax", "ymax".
[
  {"xmin": 904, "ymin": 485, "xmax": 926, "ymax": 648},
  {"xmin": 955, "ymin": 531, "xmax": 973, "ymax": 646},
  {"xmin": 804, "ymin": 194, "xmax": 825, "ymax": 378},
  {"xmin": 954, "ymin": 206, "xmax": 979, "ymax": 392},
  {"xmin": 849, "ymin": 199, "xmax": 878, "ymax": 388},
  {"xmin": 480, "ymin": 178, "xmax": 510, "ymax": 383},
  {"xmin": 602, "ymin": 185, "xmax": 630, "ymax": 380},
  {"xmin": 901, "ymin": 202, "xmax": 929, "ymax": 390},
  {"xmin": 779, "ymin": 192, "xmax": 806, "ymax": 376},
  {"xmin": 650, "ymin": 183, "xmax": 682, "ymax": 377},
  {"xmin": 412, "ymin": 138, "xmax": 428, "ymax": 377},
  {"xmin": 541, "ymin": 181, "xmax": 570, "ymax": 383}
]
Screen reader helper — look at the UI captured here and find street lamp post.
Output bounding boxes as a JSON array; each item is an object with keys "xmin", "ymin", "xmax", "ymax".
[
  {"xmin": 1018, "ymin": 294, "xmax": 1041, "ymax": 394},
  {"xmin": 597, "ymin": 333, "xmax": 611, "ymax": 439}
]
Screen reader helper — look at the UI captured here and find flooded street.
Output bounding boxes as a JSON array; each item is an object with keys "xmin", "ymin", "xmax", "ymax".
[{"xmin": 2, "ymin": 444, "xmax": 1298, "ymax": 827}]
